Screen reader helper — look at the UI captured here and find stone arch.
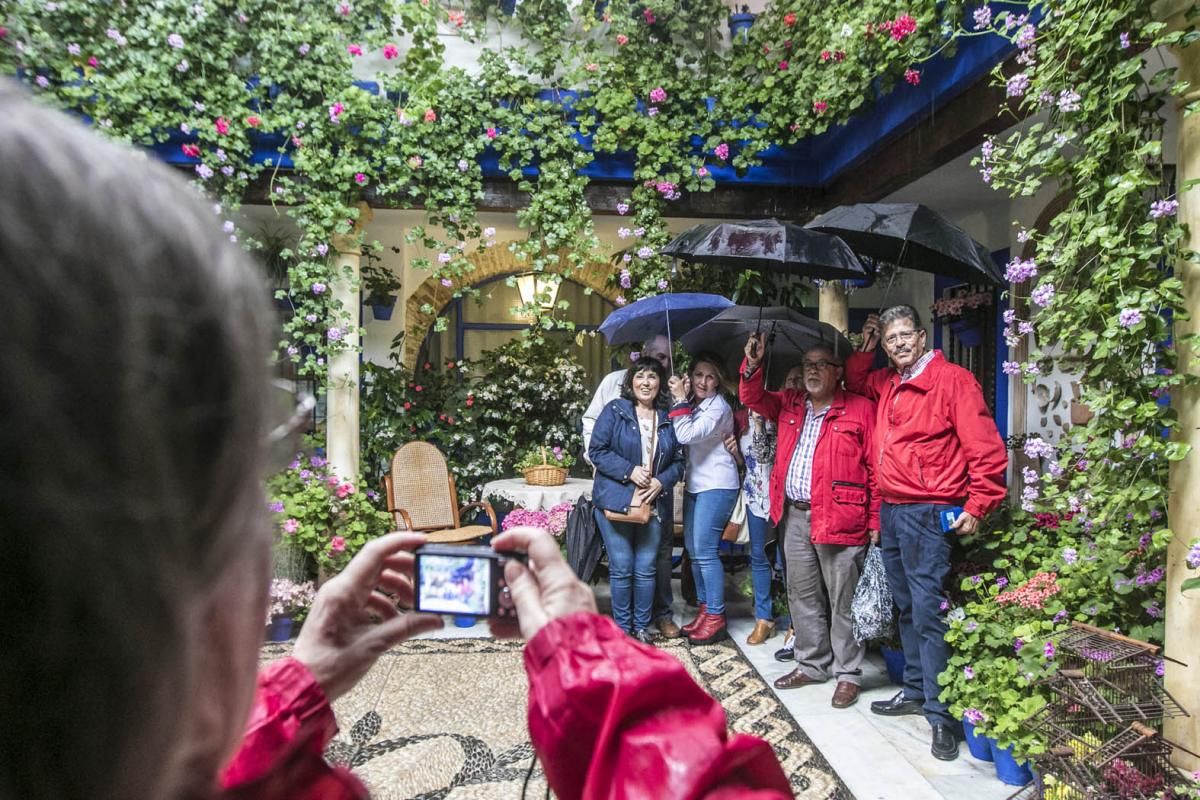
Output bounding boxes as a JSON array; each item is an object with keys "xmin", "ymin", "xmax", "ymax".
[{"xmin": 403, "ymin": 241, "xmax": 620, "ymax": 366}]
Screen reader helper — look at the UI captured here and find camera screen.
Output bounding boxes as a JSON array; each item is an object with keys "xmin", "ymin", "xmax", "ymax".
[{"xmin": 417, "ymin": 554, "xmax": 491, "ymax": 615}]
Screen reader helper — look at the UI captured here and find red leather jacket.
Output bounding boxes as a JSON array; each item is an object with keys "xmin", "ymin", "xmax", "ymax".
[
  {"xmin": 739, "ymin": 359, "xmax": 880, "ymax": 542},
  {"xmin": 221, "ymin": 614, "xmax": 790, "ymax": 800},
  {"xmin": 843, "ymin": 349, "xmax": 1008, "ymax": 518}
]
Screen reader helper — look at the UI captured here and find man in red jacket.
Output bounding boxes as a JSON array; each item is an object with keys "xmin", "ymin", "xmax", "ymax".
[
  {"xmin": 844, "ymin": 304, "xmax": 1008, "ymax": 762},
  {"xmin": 741, "ymin": 334, "xmax": 879, "ymax": 709}
]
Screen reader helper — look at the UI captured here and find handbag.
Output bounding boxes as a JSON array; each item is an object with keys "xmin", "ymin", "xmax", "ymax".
[
  {"xmin": 605, "ymin": 414, "xmax": 656, "ymax": 526},
  {"xmin": 721, "ymin": 491, "xmax": 750, "ymax": 544},
  {"xmin": 604, "ymin": 503, "xmax": 653, "ymax": 525}
]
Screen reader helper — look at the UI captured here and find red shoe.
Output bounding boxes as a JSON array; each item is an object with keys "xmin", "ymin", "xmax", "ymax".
[
  {"xmin": 681, "ymin": 603, "xmax": 707, "ymax": 634},
  {"xmin": 688, "ymin": 613, "xmax": 728, "ymax": 645}
]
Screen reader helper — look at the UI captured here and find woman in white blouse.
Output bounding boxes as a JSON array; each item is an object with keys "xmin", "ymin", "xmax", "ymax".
[{"xmin": 668, "ymin": 353, "xmax": 741, "ymax": 645}]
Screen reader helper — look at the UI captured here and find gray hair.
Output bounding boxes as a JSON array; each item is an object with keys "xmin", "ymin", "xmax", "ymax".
[
  {"xmin": 879, "ymin": 304, "xmax": 923, "ymax": 332},
  {"xmin": 0, "ymin": 84, "xmax": 273, "ymax": 799}
]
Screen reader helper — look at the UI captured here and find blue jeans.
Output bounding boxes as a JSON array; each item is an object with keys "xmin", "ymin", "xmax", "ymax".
[
  {"xmin": 654, "ymin": 521, "xmax": 674, "ymax": 622},
  {"xmin": 881, "ymin": 502, "xmax": 954, "ymax": 726},
  {"xmin": 683, "ymin": 489, "xmax": 738, "ymax": 616},
  {"xmin": 747, "ymin": 511, "xmax": 774, "ymax": 620},
  {"xmin": 595, "ymin": 509, "xmax": 663, "ymax": 633}
]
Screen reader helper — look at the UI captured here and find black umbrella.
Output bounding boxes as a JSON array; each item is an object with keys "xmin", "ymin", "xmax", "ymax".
[
  {"xmin": 661, "ymin": 219, "xmax": 870, "ymax": 281},
  {"xmin": 680, "ymin": 306, "xmax": 853, "ymax": 388},
  {"xmin": 806, "ymin": 202, "xmax": 1004, "ymax": 285}
]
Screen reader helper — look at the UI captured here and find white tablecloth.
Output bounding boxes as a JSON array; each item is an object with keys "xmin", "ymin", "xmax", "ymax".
[{"xmin": 481, "ymin": 477, "xmax": 593, "ymax": 510}]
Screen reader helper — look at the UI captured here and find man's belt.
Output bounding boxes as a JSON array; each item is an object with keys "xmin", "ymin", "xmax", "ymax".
[{"xmin": 785, "ymin": 499, "xmax": 811, "ymax": 510}]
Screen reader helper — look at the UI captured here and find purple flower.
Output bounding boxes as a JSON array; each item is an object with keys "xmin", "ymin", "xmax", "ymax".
[
  {"xmin": 1043, "ymin": 641, "xmax": 1056, "ymax": 659},
  {"xmin": 971, "ymin": 575, "xmax": 982, "ymax": 585},
  {"xmin": 634, "ymin": 227, "xmax": 646, "ymax": 237},
  {"xmin": 1013, "ymin": 637, "xmax": 1024, "ymax": 652},
  {"xmin": 1187, "ymin": 542, "xmax": 1200, "ymax": 570},
  {"xmin": 1031, "ymin": 283, "xmax": 1055, "ymax": 308},
  {"xmin": 1150, "ymin": 199, "xmax": 1179, "ymax": 218},
  {"xmin": 615, "ymin": 296, "xmax": 626, "ymax": 306},
  {"xmin": 1146, "ymin": 602, "xmax": 1162, "ymax": 619},
  {"xmin": 1119, "ymin": 308, "xmax": 1143, "ymax": 328},
  {"xmin": 311, "ymin": 282, "xmax": 327, "ymax": 295},
  {"xmin": 637, "ymin": 246, "xmax": 654, "ymax": 259},
  {"xmin": 316, "ymin": 243, "xmax": 329, "ymax": 256},
  {"xmin": 457, "ymin": 159, "xmax": 469, "ymax": 171},
  {"xmin": 298, "ymin": 42, "xmax": 311, "ymax": 55},
  {"xmin": 299, "ymin": 469, "xmax": 312, "ymax": 479},
  {"xmin": 981, "ymin": 138, "xmax": 994, "ymax": 161},
  {"xmin": 1023, "ymin": 436, "xmax": 1055, "ymax": 459},
  {"xmin": 1017, "ymin": 228, "xmax": 1031, "ymax": 243},
  {"xmin": 310, "ymin": 455, "xmax": 326, "ymax": 468},
  {"xmin": 1053, "ymin": 610, "xmax": 1068, "ymax": 623},
  {"xmin": 440, "ymin": 278, "xmax": 453, "ymax": 287},
  {"xmin": 438, "ymin": 252, "xmax": 452, "ymax": 264},
  {"xmin": 963, "ymin": 666, "xmax": 975, "ymax": 679},
  {"xmin": 286, "ymin": 346, "xmax": 299, "ymax": 357},
  {"xmin": 1119, "ymin": 31, "xmax": 1130, "ymax": 49},
  {"xmin": 939, "ymin": 599, "xmax": 950, "ymax": 612},
  {"xmin": 1057, "ymin": 89, "xmax": 1081, "ymax": 113},
  {"xmin": 657, "ymin": 279, "xmax": 669, "ymax": 291},
  {"xmin": 648, "ymin": 87, "xmax": 667, "ymax": 103},
  {"xmin": 1002, "ymin": 360, "xmax": 1021, "ymax": 375},
  {"xmin": 1015, "ymin": 24, "xmax": 1036, "ymax": 49},
  {"xmin": 617, "ymin": 227, "xmax": 632, "ymax": 239},
  {"xmin": 714, "ymin": 142, "xmax": 730, "ymax": 161},
  {"xmin": 304, "ymin": 313, "xmax": 317, "ymax": 323},
  {"xmin": 997, "ymin": 577, "xmax": 1009, "ymax": 589},
  {"xmin": 1156, "ymin": 659, "xmax": 1166, "ymax": 677},
  {"xmin": 195, "ymin": 163, "xmax": 214, "ymax": 180},
  {"xmin": 1005, "ymin": 257, "xmax": 1038, "ymax": 282},
  {"xmin": 1003, "ymin": 309, "xmax": 1016, "ymax": 324},
  {"xmin": 268, "ymin": 501, "xmax": 285, "ymax": 513},
  {"xmin": 647, "ymin": 107, "xmax": 659, "ymax": 117},
  {"xmin": 965, "ymin": 620, "xmax": 978, "ymax": 632},
  {"xmin": 167, "ymin": 33, "xmax": 185, "ymax": 49},
  {"xmin": 972, "ymin": 6, "xmax": 992, "ymax": 30},
  {"xmin": 619, "ymin": 270, "xmax": 632, "ymax": 289},
  {"xmin": 327, "ymin": 327, "xmax": 343, "ymax": 341},
  {"xmin": 1062, "ymin": 547, "xmax": 1078, "ymax": 564},
  {"xmin": 1006, "ymin": 72, "xmax": 1030, "ymax": 97},
  {"xmin": 622, "ymin": 253, "xmax": 632, "ymax": 263}
]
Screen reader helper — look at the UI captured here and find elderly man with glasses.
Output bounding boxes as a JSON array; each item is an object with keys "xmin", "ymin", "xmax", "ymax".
[
  {"xmin": 739, "ymin": 334, "xmax": 879, "ymax": 710},
  {"xmin": 845, "ymin": 304, "xmax": 1008, "ymax": 762}
]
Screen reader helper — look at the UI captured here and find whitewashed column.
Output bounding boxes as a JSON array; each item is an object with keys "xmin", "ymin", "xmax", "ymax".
[{"xmin": 326, "ymin": 203, "xmax": 372, "ymax": 480}]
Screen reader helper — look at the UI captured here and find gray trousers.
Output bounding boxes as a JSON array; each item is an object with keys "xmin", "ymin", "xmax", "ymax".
[{"xmin": 783, "ymin": 507, "xmax": 867, "ymax": 684}]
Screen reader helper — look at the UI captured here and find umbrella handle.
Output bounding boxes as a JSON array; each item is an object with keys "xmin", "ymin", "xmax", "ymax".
[
  {"xmin": 877, "ymin": 239, "xmax": 908, "ymax": 313},
  {"xmin": 665, "ymin": 294, "xmax": 674, "ymax": 376}
]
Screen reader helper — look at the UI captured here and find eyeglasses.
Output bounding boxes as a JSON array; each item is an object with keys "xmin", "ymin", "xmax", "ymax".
[
  {"xmin": 801, "ymin": 360, "xmax": 841, "ymax": 372},
  {"xmin": 883, "ymin": 329, "xmax": 924, "ymax": 347}
]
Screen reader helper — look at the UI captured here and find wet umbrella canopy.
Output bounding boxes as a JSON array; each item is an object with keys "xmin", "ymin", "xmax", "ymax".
[
  {"xmin": 660, "ymin": 219, "xmax": 870, "ymax": 281},
  {"xmin": 806, "ymin": 202, "xmax": 1004, "ymax": 285},
  {"xmin": 597, "ymin": 292, "xmax": 733, "ymax": 346}
]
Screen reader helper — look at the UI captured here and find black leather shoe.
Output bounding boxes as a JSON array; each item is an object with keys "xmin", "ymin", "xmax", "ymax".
[
  {"xmin": 774, "ymin": 646, "xmax": 795, "ymax": 662},
  {"xmin": 931, "ymin": 723, "xmax": 960, "ymax": 761},
  {"xmin": 633, "ymin": 629, "xmax": 655, "ymax": 646},
  {"xmin": 869, "ymin": 691, "xmax": 924, "ymax": 717}
]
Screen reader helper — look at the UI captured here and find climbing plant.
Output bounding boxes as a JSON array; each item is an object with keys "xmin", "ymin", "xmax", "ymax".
[{"xmin": 1, "ymin": 0, "xmax": 964, "ymax": 372}]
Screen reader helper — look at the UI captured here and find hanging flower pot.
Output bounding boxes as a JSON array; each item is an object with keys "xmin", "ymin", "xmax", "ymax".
[
  {"xmin": 368, "ymin": 294, "xmax": 398, "ymax": 321},
  {"xmin": 949, "ymin": 318, "xmax": 984, "ymax": 348},
  {"xmin": 728, "ymin": 7, "xmax": 755, "ymax": 42}
]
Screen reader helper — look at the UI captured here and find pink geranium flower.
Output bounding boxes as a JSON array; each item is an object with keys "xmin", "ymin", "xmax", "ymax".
[
  {"xmin": 813, "ymin": 100, "xmax": 828, "ymax": 114},
  {"xmin": 336, "ymin": 482, "xmax": 356, "ymax": 498},
  {"xmin": 330, "ymin": 536, "xmax": 346, "ymax": 552},
  {"xmin": 283, "ymin": 518, "xmax": 300, "ymax": 534},
  {"xmin": 214, "ymin": 117, "xmax": 230, "ymax": 135},
  {"xmin": 347, "ymin": 43, "xmax": 363, "ymax": 56},
  {"xmin": 181, "ymin": 143, "xmax": 201, "ymax": 159},
  {"xmin": 424, "ymin": 108, "xmax": 437, "ymax": 122},
  {"xmin": 383, "ymin": 43, "xmax": 399, "ymax": 59}
]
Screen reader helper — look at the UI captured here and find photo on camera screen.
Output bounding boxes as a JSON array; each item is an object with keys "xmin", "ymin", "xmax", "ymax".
[{"xmin": 418, "ymin": 554, "xmax": 491, "ymax": 615}]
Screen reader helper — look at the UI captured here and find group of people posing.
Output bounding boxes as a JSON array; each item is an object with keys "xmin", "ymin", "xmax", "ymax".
[{"xmin": 583, "ymin": 307, "xmax": 1009, "ymax": 762}]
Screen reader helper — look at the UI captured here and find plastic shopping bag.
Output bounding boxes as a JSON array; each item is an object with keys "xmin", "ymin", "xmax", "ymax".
[{"xmin": 851, "ymin": 544, "xmax": 895, "ymax": 643}]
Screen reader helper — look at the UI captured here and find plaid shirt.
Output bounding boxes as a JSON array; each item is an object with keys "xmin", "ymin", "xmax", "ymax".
[
  {"xmin": 900, "ymin": 349, "xmax": 936, "ymax": 382},
  {"xmin": 784, "ymin": 398, "xmax": 829, "ymax": 503}
]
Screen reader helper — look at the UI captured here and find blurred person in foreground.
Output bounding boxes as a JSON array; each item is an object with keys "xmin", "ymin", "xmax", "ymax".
[{"xmin": 0, "ymin": 84, "xmax": 790, "ymax": 800}]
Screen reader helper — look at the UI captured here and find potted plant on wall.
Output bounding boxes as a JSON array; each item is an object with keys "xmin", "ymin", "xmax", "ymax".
[
  {"xmin": 931, "ymin": 288, "xmax": 993, "ymax": 348},
  {"xmin": 362, "ymin": 254, "xmax": 403, "ymax": 321}
]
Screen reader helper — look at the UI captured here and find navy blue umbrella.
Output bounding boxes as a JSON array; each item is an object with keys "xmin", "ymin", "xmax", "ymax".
[{"xmin": 598, "ymin": 293, "xmax": 734, "ymax": 347}]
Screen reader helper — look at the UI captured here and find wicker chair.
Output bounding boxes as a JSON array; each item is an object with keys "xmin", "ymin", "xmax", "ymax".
[{"xmin": 384, "ymin": 441, "xmax": 497, "ymax": 543}]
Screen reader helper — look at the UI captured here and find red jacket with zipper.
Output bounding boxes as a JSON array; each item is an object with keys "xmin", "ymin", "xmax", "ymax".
[
  {"xmin": 739, "ymin": 358, "xmax": 880, "ymax": 543},
  {"xmin": 220, "ymin": 614, "xmax": 790, "ymax": 800},
  {"xmin": 843, "ymin": 349, "xmax": 1008, "ymax": 518}
]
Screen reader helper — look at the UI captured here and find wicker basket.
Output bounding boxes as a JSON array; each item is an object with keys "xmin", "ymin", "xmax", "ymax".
[{"xmin": 522, "ymin": 448, "xmax": 568, "ymax": 486}]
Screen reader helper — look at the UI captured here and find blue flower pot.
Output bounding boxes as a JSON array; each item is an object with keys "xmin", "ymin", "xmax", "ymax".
[
  {"xmin": 728, "ymin": 12, "xmax": 755, "ymax": 42},
  {"xmin": 267, "ymin": 614, "xmax": 294, "ymax": 642},
  {"xmin": 990, "ymin": 741, "xmax": 1033, "ymax": 786},
  {"xmin": 880, "ymin": 645, "xmax": 906, "ymax": 686},
  {"xmin": 454, "ymin": 614, "xmax": 478, "ymax": 628},
  {"xmin": 962, "ymin": 719, "xmax": 994, "ymax": 762}
]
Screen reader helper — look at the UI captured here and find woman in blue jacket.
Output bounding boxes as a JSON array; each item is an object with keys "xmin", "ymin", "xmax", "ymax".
[{"xmin": 588, "ymin": 356, "xmax": 685, "ymax": 644}]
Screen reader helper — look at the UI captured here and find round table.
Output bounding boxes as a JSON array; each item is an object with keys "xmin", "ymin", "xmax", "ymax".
[{"xmin": 481, "ymin": 477, "xmax": 593, "ymax": 511}]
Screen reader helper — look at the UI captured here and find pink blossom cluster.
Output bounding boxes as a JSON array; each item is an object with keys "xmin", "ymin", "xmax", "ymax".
[
  {"xmin": 995, "ymin": 571, "xmax": 1061, "ymax": 610},
  {"xmin": 502, "ymin": 501, "xmax": 573, "ymax": 537},
  {"xmin": 930, "ymin": 289, "xmax": 992, "ymax": 319},
  {"xmin": 878, "ymin": 14, "xmax": 917, "ymax": 42}
]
